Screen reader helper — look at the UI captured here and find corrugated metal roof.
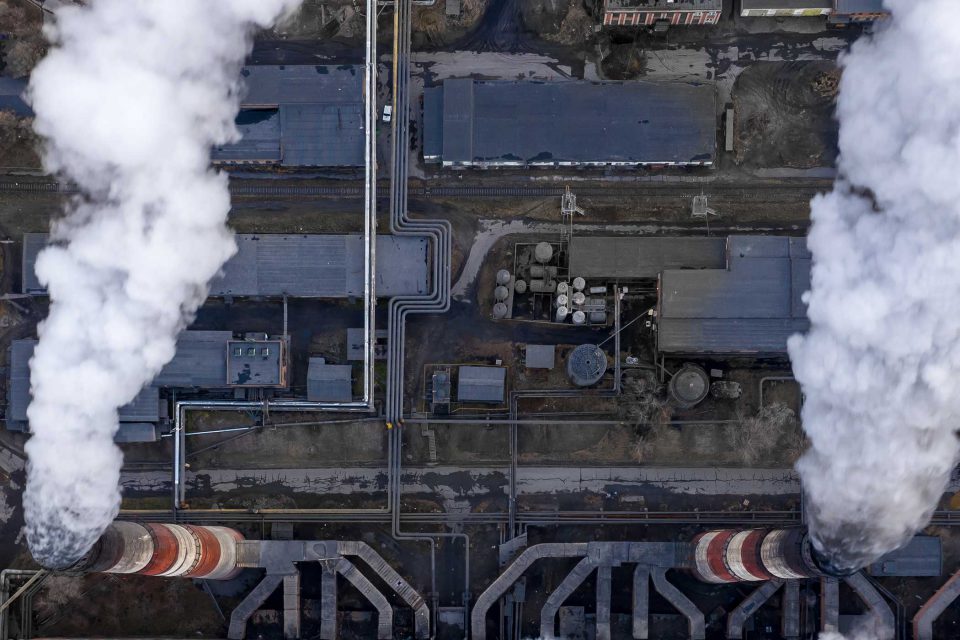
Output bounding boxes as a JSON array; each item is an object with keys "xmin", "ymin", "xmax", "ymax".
[
  {"xmin": 114, "ymin": 423, "xmax": 158, "ymax": 444},
  {"xmin": 7, "ymin": 340, "xmax": 160, "ymax": 427},
  {"xmin": 239, "ymin": 65, "xmax": 361, "ymax": 107},
  {"xmin": 458, "ymin": 366, "xmax": 506, "ymax": 403},
  {"xmin": 422, "ymin": 88, "xmax": 444, "ymax": 162},
  {"xmin": 154, "ymin": 331, "xmax": 233, "ymax": 388},
  {"xmin": 834, "ymin": 0, "xmax": 886, "ymax": 13},
  {"xmin": 307, "ymin": 358, "xmax": 352, "ymax": 402},
  {"xmin": 657, "ymin": 236, "xmax": 811, "ymax": 355},
  {"xmin": 279, "ymin": 103, "xmax": 364, "ymax": 167},
  {"xmin": 426, "ymin": 79, "xmax": 716, "ymax": 167},
  {"xmin": 569, "ymin": 237, "xmax": 726, "ymax": 280},
  {"xmin": 23, "ymin": 233, "xmax": 430, "ymax": 299},
  {"xmin": 869, "ymin": 536, "xmax": 941, "ymax": 577},
  {"xmin": 0, "ymin": 77, "xmax": 31, "ymax": 117}
]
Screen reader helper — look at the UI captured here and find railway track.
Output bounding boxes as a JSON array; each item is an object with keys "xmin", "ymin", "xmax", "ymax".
[{"xmin": 0, "ymin": 180, "xmax": 831, "ymax": 200}]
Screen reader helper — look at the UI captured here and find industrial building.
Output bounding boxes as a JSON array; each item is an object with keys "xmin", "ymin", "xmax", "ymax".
[
  {"xmin": 307, "ymin": 357, "xmax": 353, "ymax": 402},
  {"xmin": 211, "ymin": 65, "xmax": 364, "ymax": 167},
  {"xmin": 6, "ymin": 331, "xmax": 291, "ymax": 435},
  {"xmin": 423, "ymin": 79, "xmax": 716, "ymax": 168},
  {"xmin": 602, "ymin": 0, "xmax": 722, "ymax": 26},
  {"xmin": 568, "ymin": 236, "xmax": 727, "ymax": 280},
  {"xmin": 740, "ymin": 0, "xmax": 833, "ymax": 16},
  {"xmin": 657, "ymin": 236, "xmax": 811, "ymax": 356},
  {"xmin": 22, "ymin": 233, "xmax": 429, "ymax": 299},
  {"xmin": 457, "ymin": 366, "xmax": 506, "ymax": 404},
  {"xmin": 829, "ymin": 0, "xmax": 889, "ymax": 23}
]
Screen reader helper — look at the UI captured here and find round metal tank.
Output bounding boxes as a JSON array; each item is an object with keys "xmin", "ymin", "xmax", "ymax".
[
  {"xmin": 556, "ymin": 281, "xmax": 569, "ymax": 295},
  {"xmin": 514, "ymin": 279, "xmax": 527, "ymax": 294},
  {"xmin": 493, "ymin": 302, "xmax": 508, "ymax": 319},
  {"xmin": 534, "ymin": 242, "xmax": 554, "ymax": 264},
  {"xmin": 571, "ymin": 291, "xmax": 586, "ymax": 306},
  {"xmin": 572, "ymin": 277, "xmax": 586, "ymax": 291},
  {"xmin": 496, "ymin": 269, "xmax": 511, "ymax": 286},
  {"xmin": 556, "ymin": 294, "xmax": 569, "ymax": 308},
  {"xmin": 80, "ymin": 522, "xmax": 244, "ymax": 580},
  {"xmin": 529, "ymin": 265, "xmax": 546, "ymax": 279},
  {"xmin": 669, "ymin": 364, "xmax": 710, "ymax": 409},
  {"xmin": 589, "ymin": 311, "xmax": 606, "ymax": 325},
  {"xmin": 494, "ymin": 286, "xmax": 509, "ymax": 301},
  {"xmin": 555, "ymin": 306, "xmax": 569, "ymax": 322},
  {"xmin": 566, "ymin": 344, "xmax": 607, "ymax": 386},
  {"xmin": 571, "ymin": 310, "xmax": 586, "ymax": 325}
]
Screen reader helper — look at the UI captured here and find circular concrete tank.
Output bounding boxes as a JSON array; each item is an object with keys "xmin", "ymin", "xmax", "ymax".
[
  {"xmin": 496, "ymin": 269, "xmax": 511, "ymax": 286},
  {"xmin": 494, "ymin": 286, "xmax": 509, "ymax": 301},
  {"xmin": 534, "ymin": 242, "xmax": 554, "ymax": 264},
  {"xmin": 668, "ymin": 364, "xmax": 710, "ymax": 409},
  {"xmin": 571, "ymin": 310, "xmax": 586, "ymax": 325},
  {"xmin": 567, "ymin": 344, "xmax": 608, "ymax": 387},
  {"xmin": 571, "ymin": 291, "xmax": 586, "ymax": 306},
  {"xmin": 572, "ymin": 277, "xmax": 586, "ymax": 291},
  {"xmin": 493, "ymin": 302, "xmax": 508, "ymax": 319},
  {"xmin": 514, "ymin": 279, "xmax": 527, "ymax": 294}
]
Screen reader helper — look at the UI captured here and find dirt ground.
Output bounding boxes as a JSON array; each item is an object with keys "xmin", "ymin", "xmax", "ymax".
[
  {"xmin": 0, "ymin": 0, "xmax": 45, "ymax": 78},
  {"xmin": 734, "ymin": 61, "xmax": 840, "ymax": 169}
]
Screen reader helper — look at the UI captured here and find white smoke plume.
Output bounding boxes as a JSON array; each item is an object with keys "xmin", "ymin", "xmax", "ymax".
[
  {"xmin": 789, "ymin": 0, "xmax": 960, "ymax": 573},
  {"xmin": 24, "ymin": 0, "xmax": 300, "ymax": 569}
]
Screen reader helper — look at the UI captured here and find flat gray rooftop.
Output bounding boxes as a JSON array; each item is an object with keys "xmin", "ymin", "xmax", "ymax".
[
  {"xmin": 658, "ymin": 236, "xmax": 811, "ymax": 356},
  {"xmin": 213, "ymin": 66, "xmax": 364, "ymax": 167},
  {"xmin": 868, "ymin": 536, "xmax": 941, "ymax": 577},
  {"xmin": 424, "ymin": 79, "xmax": 716, "ymax": 167},
  {"xmin": 23, "ymin": 233, "xmax": 429, "ymax": 299},
  {"xmin": 569, "ymin": 237, "xmax": 727, "ymax": 280},
  {"xmin": 458, "ymin": 366, "xmax": 506, "ymax": 404},
  {"xmin": 524, "ymin": 345, "xmax": 556, "ymax": 370},
  {"xmin": 228, "ymin": 340, "xmax": 284, "ymax": 387},
  {"xmin": 606, "ymin": 0, "xmax": 721, "ymax": 8},
  {"xmin": 154, "ymin": 331, "xmax": 233, "ymax": 388},
  {"xmin": 307, "ymin": 358, "xmax": 352, "ymax": 402},
  {"xmin": 741, "ymin": 0, "xmax": 831, "ymax": 9}
]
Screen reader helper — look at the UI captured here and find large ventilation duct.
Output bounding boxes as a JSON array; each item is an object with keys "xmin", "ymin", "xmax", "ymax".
[
  {"xmin": 74, "ymin": 522, "xmax": 243, "ymax": 579},
  {"xmin": 690, "ymin": 528, "xmax": 830, "ymax": 584}
]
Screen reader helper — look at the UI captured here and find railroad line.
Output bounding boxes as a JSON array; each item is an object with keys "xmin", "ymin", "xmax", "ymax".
[{"xmin": 0, "ymin": 180, "xmax": 831, "ymax": 200}]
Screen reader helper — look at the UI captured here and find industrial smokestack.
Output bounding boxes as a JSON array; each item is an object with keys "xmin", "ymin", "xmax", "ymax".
[
  {"xmin": 76, "ymin": 522, "xmax": 244, "ymax": 579},
  {"xmin": 689, "ymin": 528, "xmax": 836, "ymax": 584},
  {"xmin": 23, "ymin": 0, "xmax": 300, "ymax": 570},
  {"xmin": 788, "ymin": 0, "xmax": 960, "ymax": 574}
]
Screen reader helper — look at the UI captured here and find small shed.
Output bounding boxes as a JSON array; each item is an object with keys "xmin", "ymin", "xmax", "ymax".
[
  {"xmin": 525, "ymin": 345, "xmax": 556, "ymax": 370},
  {"xmin": 457, "ymin": 366, "xmax": 506, "ymax": 404},
  {"xmin": 227, "ymin": 339, "xmax": 286, "ymax": 387},
  {"xmin": 307, "ymin": 358, "xmax": 353, "ymax": 402}
]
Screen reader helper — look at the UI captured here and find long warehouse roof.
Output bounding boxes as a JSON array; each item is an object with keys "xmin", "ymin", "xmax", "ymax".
[
  {"xmin": 424, "ymin": 79, "xmax": 716, "ymax": 167},
  {"xmin": 657, "ymin": 236, "xmax": 811, "ymax": 355},
  {"xmin": 569, "ymin": 237, "xmax": 727, "ymax": 280},
  {"xmin": 22, "ymin": 233, "xmax": 429, "ymax": 299}
]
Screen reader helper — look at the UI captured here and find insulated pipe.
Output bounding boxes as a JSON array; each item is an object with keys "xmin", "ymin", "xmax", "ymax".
[{"xmin": 76, "ymin": 522, "xmax": 244, "ymax": 580}]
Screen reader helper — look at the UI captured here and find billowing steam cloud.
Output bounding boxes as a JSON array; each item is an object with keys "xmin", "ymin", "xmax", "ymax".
[
  {"xmin": 24, "ymin": 0, "xmax": 300, "ymax": 569},
  {"xmin": 789, "ymin": 0, "xmax": 960, "ymax": 573}
]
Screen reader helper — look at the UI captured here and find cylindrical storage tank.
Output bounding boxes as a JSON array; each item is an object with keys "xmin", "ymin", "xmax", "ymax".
[
  {"xmin": 557, "ymin": 281, "xmax": 569, "ymax": 295},
  {"xmin": 589, "ymin": 311, "xmax": 607, "ymax": 325},
  {"xmin": 514, "ymin": 279, "xmax": 527, "ymax": 294},
  {"xmin": 572, "ymin": 277, "xmax": 586, "ymax": 292},
  {"xmin": 690, "ymin": 530, "xmax": 739, "ymax": 584},
  {"xmin": 571, "ymin": 291, "xmax": 586, "ymax": 306},
  {"xmin": 534, "ymin": 242, "xmax": 554, "ymax": 264},
  {"xmin": 669, "ymin": 364, "xmax": 710, "ymax": 409},
  {"xmin": 566, "ymin": 343, "xmax": 607, "ymax": 386},
  {"xmin": 589, "ymin": 286, "xmax": 607, "ymax": 295},
  {"xmin": 494, "ymin": 286, "xmax": 509, "ymax": 301},
  {"xmin": 496, "ymin": 269, "xmax": 512, "ymax": 286},
  {"xmin": 556, "ymin": 294, "xmax": 569, "ymax": 308},
  {"xmin": 530, "ymin": 265, "xmax": 546, "ymax": 279},
  {"xmin": 555, "ymin": 306, "xmax": 569, "ymax": 323},
  {"xmin": 571, "ymin": 310, "xmax": 586, "ymax": 326},
  {"xmin": 79, "ymin": 522, "xmax": 244, "ymax": 580},
  {"xmin": 493, "ymin": 302, "xmax": 509, "ymax": 319}
]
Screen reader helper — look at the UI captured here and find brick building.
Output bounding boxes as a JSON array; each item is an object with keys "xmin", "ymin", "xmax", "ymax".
[{"xmin": 602, "ymin": 0, "xmax": 722, "ymax": 27}]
